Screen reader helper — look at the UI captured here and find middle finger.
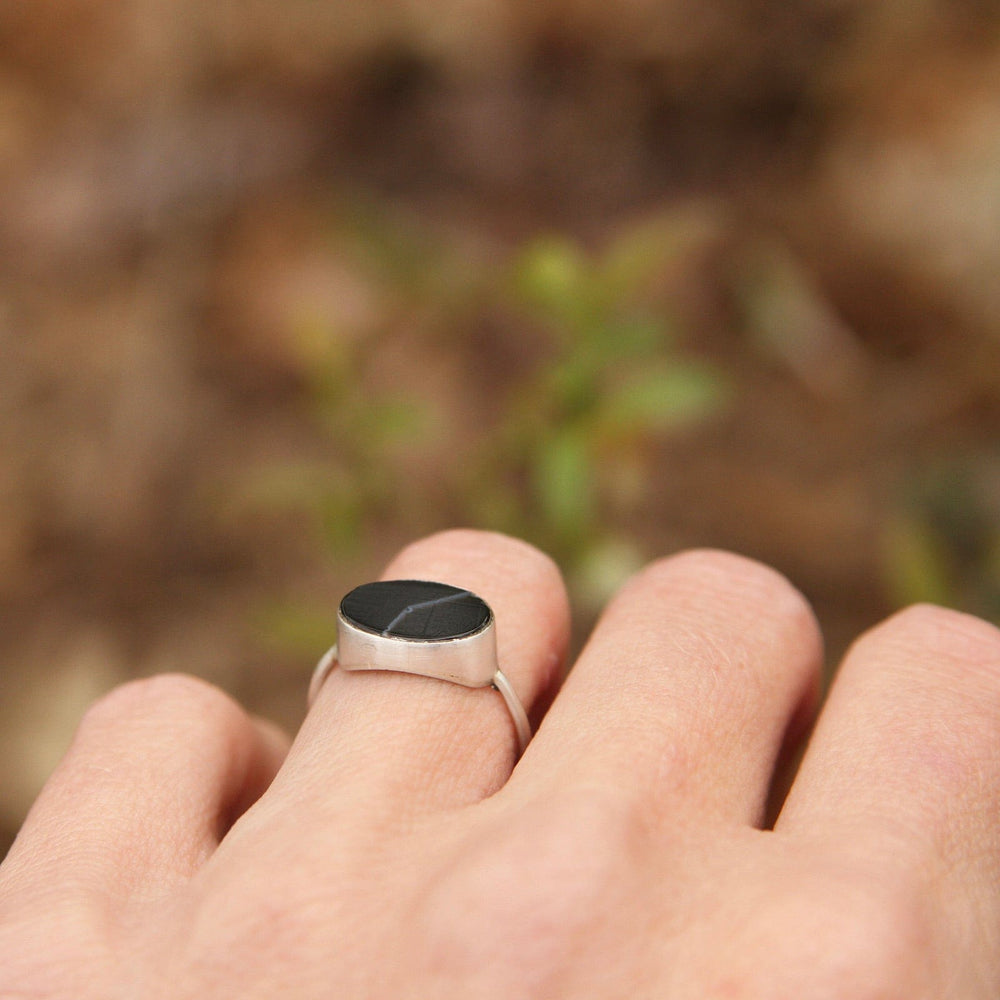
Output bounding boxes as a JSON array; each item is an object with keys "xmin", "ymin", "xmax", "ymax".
[{"xmin": 512, "ymin": 549, "xmax": 823, "ymax": 829}]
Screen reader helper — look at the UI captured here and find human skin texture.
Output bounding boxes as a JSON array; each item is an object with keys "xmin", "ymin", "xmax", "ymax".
[{"xmin": 2, "ymin": 529, "xmax": 999, "ymax": 998}]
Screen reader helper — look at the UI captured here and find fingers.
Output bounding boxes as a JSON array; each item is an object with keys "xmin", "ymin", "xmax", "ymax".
[
  {"xmin": 511, "ymin": 550, "xmax": 823, "ymax": 828},
  {"xmin": 274, "ymin": 530, "xmax": 571, "ymax": 819},
  {"xmin": 777, "ymin": 605, "xmax": 1000, "ymax": 895},
  {"xmin": 0, "ymin": 674, "xmax": 289, "ymax": 906}
]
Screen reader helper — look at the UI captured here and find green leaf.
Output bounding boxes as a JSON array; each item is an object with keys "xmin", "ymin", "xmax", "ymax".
[
  {"xmin": 882, "ymin": 516, "xmax": 955, "ymax": 609},
  {"xmin": 362, "ymin": 397, "xmax": 433, "ymax": 447},
  {"xmin": 572, "ymin": 536, "xmax": 646, "ymax": 612},
  {"xmin": 600, "ymin": 204, "xmax": 723, "ymax": 300},
  {"xmin": 600, "ymin": 225, "xmax": 674, "ymax": 300},
  {"xmin": 532, "ymin": 429, "xmax": 596, "ymax": 540},
  {"xmin": 581, "ymin": 314, "xmax": 671, "ymax": 363},
  {"xmin": 256, "ymin": 602, "xmax": 342, "ymax": 657},
  {"xmin": 598, "ymin": 363, "xmax": 728, "ymax": 435},
  {"xmin": 544, "ymin": 351, "xmax": 602, "ymax": 420},
  {"xmin": 513, "ymin": 237, "xmax": 590, "ymax": 328}
]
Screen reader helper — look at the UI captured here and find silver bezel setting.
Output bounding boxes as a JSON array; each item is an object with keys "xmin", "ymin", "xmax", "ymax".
[
  {"xmin": 337, "ymin": 605, "xmax": 498, "ymax": 688},
  {"xmin": 307, "ymin": 584, "xmax": 532, "ymax": 755}
]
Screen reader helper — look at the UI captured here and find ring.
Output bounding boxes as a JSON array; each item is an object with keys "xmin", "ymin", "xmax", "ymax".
[{"xmin": 308, "ymin": 580, "xmax": 532, "ymax": 755}]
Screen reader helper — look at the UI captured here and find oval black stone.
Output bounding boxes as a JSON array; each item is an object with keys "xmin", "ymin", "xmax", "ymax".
[{"xmin": 340, "ymin": 580, "xmax": 491, "ymax": 641}]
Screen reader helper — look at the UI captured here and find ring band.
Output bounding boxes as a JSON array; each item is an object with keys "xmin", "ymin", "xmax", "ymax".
[{"xmin": 308, "ymin": 580, "xmax": 532, "ymax": 755}]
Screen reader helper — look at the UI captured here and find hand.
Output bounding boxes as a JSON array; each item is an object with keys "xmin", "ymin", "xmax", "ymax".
[{"xmin": 2, "ymin": 530, "xmax": 999, "ymax": 998}]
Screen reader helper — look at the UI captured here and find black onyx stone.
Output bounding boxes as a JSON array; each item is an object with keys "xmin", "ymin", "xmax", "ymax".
[{"xmin": 340, "ymin": 580, "xmax": 491, "ymax": 641}]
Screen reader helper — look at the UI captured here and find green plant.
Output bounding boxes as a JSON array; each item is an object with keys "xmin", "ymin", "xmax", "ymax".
[
  {"xmin": 234, "ymin": 202, "xmax": 731, "ymax": 637},
  {"xmin": 465, "ymin": 223, "xmax": 729, "ymax": 607},
  {"xmin": 883, "ymin": 454, "xmax": 1000, "ymax": 622}
]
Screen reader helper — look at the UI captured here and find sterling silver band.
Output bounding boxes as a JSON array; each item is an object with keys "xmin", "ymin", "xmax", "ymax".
[{"xmin": 308, "ymin": 598, "xmax": 532, "ymax": 755}]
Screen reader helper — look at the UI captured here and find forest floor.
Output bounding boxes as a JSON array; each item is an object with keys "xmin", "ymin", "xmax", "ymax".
[{"xmin": 3, "ymin": 1, "xmax": 1000, "ymax": 853}]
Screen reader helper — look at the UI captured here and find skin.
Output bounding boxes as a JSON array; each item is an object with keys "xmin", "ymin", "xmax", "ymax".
[{"xmin": 2, "ymin": 528, "xmax": 1000, "ymax": 998}]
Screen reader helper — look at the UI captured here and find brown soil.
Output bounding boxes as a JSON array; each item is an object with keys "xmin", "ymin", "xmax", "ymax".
[{"xmin": 3, "ymin": 2, "xmax": 1000, "ymax": 855}]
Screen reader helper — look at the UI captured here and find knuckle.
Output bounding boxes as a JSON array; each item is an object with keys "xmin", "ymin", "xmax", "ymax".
[
  {"xmin": 178, "ymin": 881, "xmax": 314, "ymax": 991},
  {"xmin": 396, "ymin": 529, "xmax": 563, "ymax": 590},
  {"xmin": 857, "ymin": 605, "xmax": 1000, "ymax": 718},
  {"xmin": 0, "ymin": 899, "xmax": 111, "ymax": 1000},
  {"xmin": 618, "ymin": 549, "xmax": 821, "ymax": 707},
  {"xmin": 842, "ymin": 605, "xmax": 1000, "ymax": 824},
  {"xmin": 520, "ymin": 785, "xmax": 647, "ymax": 875},
  {"xmin": 818, "ymin": 880, "xmax": 936, "ymax": 998},
  {"xmin": 77, "ymin": 673, "xmax": 243, "ymax": 743},
  {"xmin": 634, "ymin": 548, "xmax": 818, "ymax": 630},
  {"xmin": 750, "ymin": 874, "xmax": 938, "ymax": 999},
  {"xmin": 879, "ymin": 603, "xmax": 1000, "ymax": 672},
  {"xmin": 416, "ymin": 789, "xmax": 639, "ymax": 991}
]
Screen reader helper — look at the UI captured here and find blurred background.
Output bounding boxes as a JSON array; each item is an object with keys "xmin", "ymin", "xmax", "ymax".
[{"xmin": 3, "ymin": 1, "xmax": 1000, "ymax": 856}]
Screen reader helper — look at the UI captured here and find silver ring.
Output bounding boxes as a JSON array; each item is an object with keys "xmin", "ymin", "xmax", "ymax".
[{"xmin": 308, "ymin": 580, "xmax": 532, "ymax": 756}]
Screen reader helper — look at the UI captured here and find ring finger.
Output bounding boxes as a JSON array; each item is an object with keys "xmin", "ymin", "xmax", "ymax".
[{"xmin": 267, "ymin": 530, "xmax": 571, "ymax": 823}]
